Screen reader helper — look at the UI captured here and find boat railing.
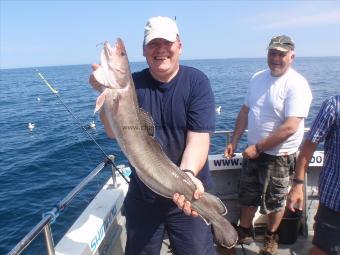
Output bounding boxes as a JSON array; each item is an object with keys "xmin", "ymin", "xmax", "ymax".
[
  {"xmin": 212, "ymin": 128, "xmax": 311, "ymax": 146},
  {"xmin": 213, "ymin": 130, "xmax": 235, "ymax": 145},
  {"xmin": 8, "ymin": 155, "xmax": 118, "ymax": 255}
]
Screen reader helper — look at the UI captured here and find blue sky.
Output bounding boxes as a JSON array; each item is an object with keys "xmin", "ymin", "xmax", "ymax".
[{"xmin": 1, "ymin": 0, "xmax": 340, "ymax": 69}]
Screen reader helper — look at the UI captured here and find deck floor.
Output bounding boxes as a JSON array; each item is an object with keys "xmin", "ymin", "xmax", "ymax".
[
  {"xmin": 107, "ymin": 230, "xmax": 313, "ymax": 255},
  {"xmin": 159, "ymin": 234, "xmax": 313, "ymax": 255},
  {"xmin": 215, "ymin": 235, "xmax": 313, "ymax": 255}
]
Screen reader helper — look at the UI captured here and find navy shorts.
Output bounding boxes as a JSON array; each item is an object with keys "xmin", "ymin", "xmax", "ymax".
[
  {"xmin": 124, "ymin": 180, "xmax": 216, "ymax": 255},
  {"xmin": 239, "ymin": 153, "xmax": 295, "ymax": 214},
  {"xmin": 313, "ymin": 203, "xmax": 340, "ymax": 255}
]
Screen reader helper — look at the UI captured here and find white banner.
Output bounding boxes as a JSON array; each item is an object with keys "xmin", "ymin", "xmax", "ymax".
[{"xmin": 208, "ymin": 151, "xmax": 324, "ymax": 171}]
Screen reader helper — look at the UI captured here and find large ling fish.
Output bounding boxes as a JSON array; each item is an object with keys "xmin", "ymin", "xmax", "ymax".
[{"xmin": 92, "ymin": 38, "xmax": 237, "ymax": 248}]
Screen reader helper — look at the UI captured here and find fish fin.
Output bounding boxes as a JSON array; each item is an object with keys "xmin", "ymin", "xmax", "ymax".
[
  {"xmin": 94, "ymin": 89, "xmax": 107, "ymax": 114},
  {"xmin": 199, "ymin": 215, "xmax": 211, "ymax": 225},
  {"xmin": 211, "ymin": 216, "xmax": 238, "ymax": 248},
  {"xmin": 216, "ymin": 196, "xmax": 228, "ymax": 216},
  {"xmin": 203, "ymin": 192, "xmax": 228, "ymax": 216},
  {"xmin": 93, "ymin": 66, "xmax": 108, "ymax": 87},
  {"xmin": 138, "ymin": 108, "xmax": 155, "ymax": 137}
]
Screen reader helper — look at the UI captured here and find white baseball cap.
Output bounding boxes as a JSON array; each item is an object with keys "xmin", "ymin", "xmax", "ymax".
[{"xmin": 144, "ymin": 16, "xmax": 179, "ymax": 45}]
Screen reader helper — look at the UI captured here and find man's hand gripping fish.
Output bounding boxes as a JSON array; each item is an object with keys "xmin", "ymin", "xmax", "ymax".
[{"xmin": 92, "ymin": 38, "xmax": 238, "ymax": 248}]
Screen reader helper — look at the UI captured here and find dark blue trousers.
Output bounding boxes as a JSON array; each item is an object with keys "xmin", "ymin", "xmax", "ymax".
[{"xmin": 124, "ymin": 184, "xmax": 216, "ymax": 255}]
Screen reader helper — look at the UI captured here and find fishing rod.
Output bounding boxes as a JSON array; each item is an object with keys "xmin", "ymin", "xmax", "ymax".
[{"xmin": 36, "ymin": 70, "xmax": 130, "ymax": 184}]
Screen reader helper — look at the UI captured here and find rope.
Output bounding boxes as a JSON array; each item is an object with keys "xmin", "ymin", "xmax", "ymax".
[{"xmin": 42, "ymin": 208, "xmax": 59, "ymax": 224}]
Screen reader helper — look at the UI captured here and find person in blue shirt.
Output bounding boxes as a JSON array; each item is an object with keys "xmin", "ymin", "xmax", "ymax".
[
  {"xmin": 90, "ymin": 16, "xmax": 216, "ymax": 255},
  {"xmin": 287, "ymin": 95, "xmax": 340, "ymax": 255}
]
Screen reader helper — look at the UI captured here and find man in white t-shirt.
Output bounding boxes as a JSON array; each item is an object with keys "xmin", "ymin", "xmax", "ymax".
[{"xmin": 225, "ymin": 35, "xmax": 312, "ymax": 255}]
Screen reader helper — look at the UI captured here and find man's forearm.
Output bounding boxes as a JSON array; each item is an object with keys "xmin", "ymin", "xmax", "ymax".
[
  {"xmin": 294, "ymin": 140, "xmax": 318, "ymax": 180},
  {"xmin": 286, "ymin": 139, "xmax": 317, "ymax": 211},
  {"xmin": 180, "ymin": 131, "xmax": 210, "ymax": 175},
  {"xmin": 256, "ymin": 116, "xmax": 301, "ymax": 152},
  {"xmin": 231, "ymin": 105, "xmax": 248, "ymax": 146}
]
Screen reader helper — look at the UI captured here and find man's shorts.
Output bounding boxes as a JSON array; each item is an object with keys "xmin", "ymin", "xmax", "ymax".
[
  {"xmin": 313, "ymin": 203, "xmax": 340, "ymax": 255},
  {"xmin": 239, "ymin": 153, "xmax": 296, "ymax": 214}
]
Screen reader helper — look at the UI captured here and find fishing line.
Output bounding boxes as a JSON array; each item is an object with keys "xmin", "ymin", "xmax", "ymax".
[{"xmin": 36, "ymin": 70, "xmax": 129, "ymax": 183}]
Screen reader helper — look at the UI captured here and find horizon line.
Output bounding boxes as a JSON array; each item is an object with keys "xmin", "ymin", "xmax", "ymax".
[{"xmin": 1, "ymin": 55, "xmax": 340, "ymax": 71}]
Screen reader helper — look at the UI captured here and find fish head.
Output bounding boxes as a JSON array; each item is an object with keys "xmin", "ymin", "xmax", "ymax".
[
  {"xmin": 93, "ymin": 38, "xmax": 132, "ymax": 114},
  {"xmin": 93, "ymin": 38, "xmax": 131, "ymax": 90}
]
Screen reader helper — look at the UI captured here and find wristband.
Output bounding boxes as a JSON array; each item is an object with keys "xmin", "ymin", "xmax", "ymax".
[
  {"xmin": 182, "ymin": 169, "xmax": 196, "ymax": 177},
  {"xmin": 293, "ymin": 178, "xmax": 304, "ymax": 184}
]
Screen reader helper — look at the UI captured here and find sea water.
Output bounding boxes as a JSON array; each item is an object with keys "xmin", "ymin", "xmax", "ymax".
[{"xmin": 0, "ymin": 57, "xmax": 339, "ymax": 254}]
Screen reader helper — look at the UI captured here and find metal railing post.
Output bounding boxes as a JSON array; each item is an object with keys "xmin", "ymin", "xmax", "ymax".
[
  {"xmin": 43, "ymin": 224, "xmax": 55, "ymax": 255},
  {"xmin": 107, "ymin": 155, "xmax": 117, "ymax": 188},
  {"xmin": 303, "ymin": 171, "xmax": 309, "ymax": 237},
  {"xmin": 111, "ymin": 164, "xmax": 117, "ymax": 188},
  {"xmin": 226, "ymin": 132, "xmax": 231, "ymax": 146}
]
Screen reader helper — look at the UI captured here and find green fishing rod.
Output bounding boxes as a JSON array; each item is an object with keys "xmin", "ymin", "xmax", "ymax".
[{"xmin": 37, "ymin": 70, "xmax": 130, "ymax": 184}]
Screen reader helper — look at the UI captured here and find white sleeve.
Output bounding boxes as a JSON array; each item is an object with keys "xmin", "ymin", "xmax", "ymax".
[{"xmin": 285, "ymin": 77, "xmax": 312, "ymax": 118}]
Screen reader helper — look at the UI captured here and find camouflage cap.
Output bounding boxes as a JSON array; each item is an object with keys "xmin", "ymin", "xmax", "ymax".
[{"xmin": 268, "ymin": 35, "xmax": 295, "ymax": 52}]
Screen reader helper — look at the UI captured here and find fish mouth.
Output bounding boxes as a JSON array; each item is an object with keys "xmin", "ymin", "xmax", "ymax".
[
  {"xmin": 93, "ymin": 38, "xmax": 130, "ymax": 89},
  {"xmin": 113, "ymin": 38, "xmax": 128, "ymax": 61}
]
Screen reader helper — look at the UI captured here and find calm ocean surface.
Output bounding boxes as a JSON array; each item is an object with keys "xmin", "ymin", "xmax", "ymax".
[{"xmin": 0, "ymin": 57, "xmax": 339, "ymax": 254}]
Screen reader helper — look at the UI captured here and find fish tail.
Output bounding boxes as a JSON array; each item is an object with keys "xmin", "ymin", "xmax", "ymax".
[{"xmin": 211, "ymin": 216, "xmax": 238, "ymax": 248}]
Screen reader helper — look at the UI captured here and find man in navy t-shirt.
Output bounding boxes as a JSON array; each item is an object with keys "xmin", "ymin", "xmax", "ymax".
[{"xmin": 90, "ymin": 16, "xmax": 216, "ymax": 254}]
